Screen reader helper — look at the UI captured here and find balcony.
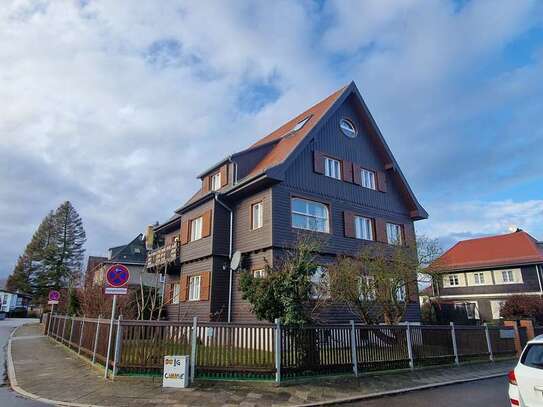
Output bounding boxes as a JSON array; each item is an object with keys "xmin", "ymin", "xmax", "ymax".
[{"xmin": 146, "ymin": 242, "xmax": 180, "ymax": 269}]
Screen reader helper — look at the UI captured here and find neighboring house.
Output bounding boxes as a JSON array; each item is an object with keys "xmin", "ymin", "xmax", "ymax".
[
  {"xmin": 0, "ymin": 288, "xmax": 32, "ymax": 316},
  {"xmin": 430, "ymin": 229, "xmax": 543, "ymax": 322},
  {"xmin": 89, "ymin": 234, "xmax": 157, "ymax": 288},
  {"xmin": 146, "ymin": 82, "xmax": 428, "ymax": 323}
]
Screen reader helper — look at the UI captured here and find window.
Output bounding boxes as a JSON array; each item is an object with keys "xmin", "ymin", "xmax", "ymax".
[
  {"xmin": 291, "ymin": 116, "xmax": 311, "ymax": 132},
  {"xmin": 448, "ymin": 274, "xmax": 460, "ymax": 286},
  {"xmin": 521, "ymin": 344, "xmax": 543, "ymax": 370},
  {"xmin": 340, "ymin": 118, "xmax": 357, "ymax": 138},
  {"xmin": 360, "ymin": 169, "xmax": 376, "ymax": 190},
  {"xmin": 210, "ymin": 172, "xmax": 221, "ymax": 191},
  {"xmin": 291, "ymin": 198, "xmax": 329, "ymax": 233},
  {"xmin": 253, "ymin": 269, "xmax": 267, "ymax": 279},
  {"xmin": 172, "ymin": 283, "xmax": 180, "ymax": 304},
  {"xmin": 324, "ymin": 157, "xmax": 341, "ymax": 180},
  {"xmin": 395, "ymin": 285, "xmax": 406, "ymax": 302},
  {"xmin": 502, "ymin": 270, "xmax": 515, "ymax": 283},
  {"xmin": 359, "ymin": 275, "xmax": 376, "ymax": 301},
  {"xmin": 490, "ymin": 300, "xmax": 506, "ymax": 319},
  {"xmin": 473, "ymin": 272, "xmax": 485, "ymax": 285},
  {"xmin": 310, "ymin": 266, "xmax": 329, "ymax": 299},
  {"xmin": 386, "ymin": 223, "xmax": 403, "ymax": 245},
  {"xmin": 252, "ymin": 202, "xmax": 263, "ymax": 230},
  {"xmin": 190, "ymin": 217, "xmax": 203, "ymax": 241},
  {"xmin": 455, "ymin": 302, "xmax": 479, "ymax": 320},
  {"xmin": 355, "ymin": 216, "xmax": 374, "ymax": 240},
  {"xmin": 188, "ymin": 276, "xmax": 201, "ymax": 301}
]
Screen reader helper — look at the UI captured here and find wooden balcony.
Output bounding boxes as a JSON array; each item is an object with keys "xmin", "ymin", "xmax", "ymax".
[{"xmin": 146, "ymin": 242, "xmax": 180, "ymax": 269}]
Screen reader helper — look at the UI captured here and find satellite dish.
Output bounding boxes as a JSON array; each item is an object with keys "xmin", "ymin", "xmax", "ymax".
[{"xmin": 230, "ymin": 251, "xmax": 242, "ymax": 271}]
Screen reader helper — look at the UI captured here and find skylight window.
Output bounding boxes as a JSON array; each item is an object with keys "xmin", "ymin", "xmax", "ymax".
[{"xmin": 291, "ymin": 116, "xmax": 311, "ymax": 132}]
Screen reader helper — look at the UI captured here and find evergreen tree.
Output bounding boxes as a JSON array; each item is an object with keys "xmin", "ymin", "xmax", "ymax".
[{"xmin": 6, "ymin": 254, "xmax": 33, "ymax": 293}]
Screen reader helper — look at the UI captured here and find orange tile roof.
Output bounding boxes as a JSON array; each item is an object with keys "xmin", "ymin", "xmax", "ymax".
[{"xmin": 433, "ymin": 230, "xmax": 543, "ymax": 272}]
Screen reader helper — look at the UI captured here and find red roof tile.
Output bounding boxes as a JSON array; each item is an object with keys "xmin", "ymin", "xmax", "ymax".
[{"xmin": 433, "ymin": 230, "xmax": 543, "ymax": 272}]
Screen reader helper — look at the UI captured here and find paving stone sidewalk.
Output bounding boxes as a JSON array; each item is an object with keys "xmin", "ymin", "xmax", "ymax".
[{"xmin": 10, "ymin": 324, "xmax": 515, "ymax": 407}]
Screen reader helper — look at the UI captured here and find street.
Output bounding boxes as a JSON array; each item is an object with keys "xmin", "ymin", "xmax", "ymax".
[
  {"xmin": 346, "ymin": 376, "xmax": 510, "ymax": 407},
  {"xmin": 0, "ymin": 319, "xmax": 45, "ymax": 406}
]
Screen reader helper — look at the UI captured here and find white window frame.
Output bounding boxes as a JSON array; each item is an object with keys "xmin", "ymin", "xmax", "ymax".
[
  {"xmin": 360, "ymin": 168, "xmax": 376, "ymax": 190},
  {"xmin": 324, "ymin": 157, "xmax": 341, "ymax": 180},
  {"xmin": 310, "ymin": 266, "xmax": 329, "ymax": 299},
  {"xmin": 359, "ymin": 275, "xmax": 376, "ymax": 301},
  {"xmin": 490, "ymin": 300, "xmax": 507, "ymax": 319},
  {"xmin": 188, "ymin": 275, "xmax": 201, "ymax": 301},
  {"xmin": 172, "ymin": 283, "xmax": 180, "ymax": 304},
  {"xmin": 210, "ymin": 172, "xmax": 221, "ymax": 191},
  {"xmin": 355, "ymin": 216, "xmax": 374, "ymax": 241},
  {"xmin": 190, "ymin": 217, "xmax": 203, "ymax": 242},
  {"xmin": 252, "ymin": 202, "xmax": 263, "ymax": 230},
  {"xmin": 386, "ymin": 222, "xmax": 403, "ymax": 245},
  {"xmin": 291, "ymin": 198, "xmax": 330, "ymax": 233},
  {"xmin": 253, "ymin": 269, "xmax": 266, "ymax": 279},
  {"xmin": 473, "ymin": 272, "xmax": 485, "ymax": 285},
  {"xmin": 502, "ymin": 270, "xmax": 515, "ymax": 283},
  {"xmin": 395, "ymin": 285, "xmax": 407, "ymax": 302},
  {"xmin": 448, "ymin": 274, "xmax": 460, "ymax": 286}
]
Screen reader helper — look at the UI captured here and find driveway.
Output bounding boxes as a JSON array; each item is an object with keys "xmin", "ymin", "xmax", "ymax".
[{"xmin": 0, "ymin": 318, "xmax": 45, "ymax": 406}]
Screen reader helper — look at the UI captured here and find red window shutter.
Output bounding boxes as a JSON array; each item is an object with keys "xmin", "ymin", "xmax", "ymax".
[
  {"xmin": 344, "ymin": 211, "xmax": 356, "ymax": 238},
  {"xmin": 180, "ymin": 275, "xmax": 189, "ymax": 302},
  {"xmin": 313, "ymin": 150, "xmax": 325, "ymax": 174},
  {"xmin": 377, "ymin": 171, "xmax": 387, "ymax": 192},
  {"xmin": 200, "ymin": 272, "xmax": 210, "ymax": 301},
  {"xmin": 202, "ymin": 210, "xmax": 212, "ymax": 238},
  {"xmin": 375, "ymin": 218, "xmax": 388, "ymax": 243},
  {"xmin": 202, "ymin": 176, "xmax": 210, "ymax": 193},
  {"xmin": 180, "ymin": 220, "xmax": 190, "ymax": 245},
  {"xmin": 342, "ymin": 160, "xmax": 354, "ymax": 183},
  {"xmin": 220, "ymin": 164, "xmax": 228, "ymax": 187},
  {"xmin": 352, "ymin": 164, "xmax": 362, "ymax": 185},
  {"xmin": 403, "ymin": 223, "xmax": 416, "ymax": 247}
]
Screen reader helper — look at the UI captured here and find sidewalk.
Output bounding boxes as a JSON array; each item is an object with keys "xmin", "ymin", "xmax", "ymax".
[{"xmin": 9, "ymin": 324, "xmax": 515, "ymax": 407}]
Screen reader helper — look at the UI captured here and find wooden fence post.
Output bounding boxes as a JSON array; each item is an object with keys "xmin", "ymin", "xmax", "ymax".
[
  {"xmin": 450, "ymin": 322, "xmax": 459, "ymax": 365},
  {"xmin": 69, "ymin": 315, "xmax": 75, "ymax": 348},
  {"xmin": 190, "ymin": 316, "xmax": 197, "ymax": 384},
  {"xmin": 406, "ymin": 322, "xmax": 414, "ymax": 370},
  {"xmin": 350, "ymin": 320, "xmax": 358, "ymax": 377},
  {"xmin": 275, "ymin": 318, "xmax": 281, "ymax": 384},
  {"xmin": 92, "ymin": 315, "xmax": 101, "ymax": 364},
  {"xmin": 484, "ymin": 323, "xmax": 494, "ymax": 362},
  {"xmin": 112, "ymin": 315, "xmax": 123, "ymax": 379},
  {"xmin": 78, "ymin": 317, "xmax": 85, "ymax": 354},
  {"xmin": 62, "ymin": 314, "xmax": 68, "ymax": 344}
]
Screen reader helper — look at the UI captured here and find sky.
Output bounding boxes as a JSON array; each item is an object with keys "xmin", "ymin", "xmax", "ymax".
[{"xmin": 1, "ymin": 0, "xmax": 543, "ymax": 278}]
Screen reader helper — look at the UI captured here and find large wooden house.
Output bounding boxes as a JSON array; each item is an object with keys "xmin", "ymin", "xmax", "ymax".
[{"xmin": 146, "ymin": 82, "xmax": 428, "ymax": 323}]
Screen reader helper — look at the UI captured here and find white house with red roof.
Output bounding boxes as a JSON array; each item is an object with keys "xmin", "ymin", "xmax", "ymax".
[{"xmin": 430, "ymin": 229, "xmax": 543, "ymax": 322}]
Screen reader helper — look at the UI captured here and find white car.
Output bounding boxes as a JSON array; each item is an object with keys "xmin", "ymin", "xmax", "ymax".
[{"xmin": 509, "ymin": 334, "xmax": 543, "ymax": 406}]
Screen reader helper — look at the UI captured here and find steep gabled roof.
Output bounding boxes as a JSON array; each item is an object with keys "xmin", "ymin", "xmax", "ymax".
[
  {"xmin": 174, "ymin": 81, "xmax": 427, "ymax": 219},
  {"xmin": 432, "ymin": 230, "xmax": 543, "ymax": 272}
]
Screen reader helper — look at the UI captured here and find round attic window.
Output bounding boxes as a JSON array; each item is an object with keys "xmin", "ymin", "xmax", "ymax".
[{"xmin": 339, "ymin": 118, "xmax": 357, "ymax": 138}]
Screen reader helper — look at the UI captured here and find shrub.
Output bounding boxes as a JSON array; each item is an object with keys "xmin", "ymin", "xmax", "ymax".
[{"xmin": 500, "ymin": 295, "xmax": 543, "ymax": 323}]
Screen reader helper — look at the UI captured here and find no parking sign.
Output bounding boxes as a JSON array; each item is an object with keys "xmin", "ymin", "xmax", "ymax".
[{"xmin": 105, "ymin": 264, "xmax": 130, "ymax": 295}]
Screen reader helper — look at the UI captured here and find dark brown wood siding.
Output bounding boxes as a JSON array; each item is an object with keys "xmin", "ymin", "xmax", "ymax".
[
  {"xmin": 233, "ymin": 188, "xmax": 273, "ymax": 253},
  {"xmin": 179, "ymin": 199, "xmax": 214, "ymax": 262}
]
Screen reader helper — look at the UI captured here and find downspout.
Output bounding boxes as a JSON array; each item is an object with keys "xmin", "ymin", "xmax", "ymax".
[
  {"xmin": 537, "ymin": 264, "xmax": 543, "ymax": 298},
  {"xmin": 214, "ymin": 193, "xmax": 234, "ymax": 322}
]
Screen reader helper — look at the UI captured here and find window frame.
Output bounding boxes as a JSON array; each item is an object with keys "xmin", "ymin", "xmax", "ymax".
[
  {"xmin": 251, "ymin": 201, "xmax": 263, "ymax": 230},
  {"xmin": 354, "ymin": 216, "xmax": 374, "ymax": 241},
  {"xmin": 473, "ymin": 272, "xmax": 485, "ymax": 285},
  {"xmin": 190, "ymin": 217, "xmax": 203, "ymax": 242},
  {"xmin": 172, "ymin": 283, "xmax": 180, "ymax": 304},
  {"xmin": 360, "ymin": 168, "xmax": 376, "ymax": 190},
  {"xmin": 291, "ymin": 197, "xmax": 330, "ymax": 233},
  {"xmin": 324, "ymin": 156, "xmax": 342, "ymax": 180},
  {"xmin": 253, "ymin": 268, "xmax": 267, "ymax": 279},
  {"xmin": 448, "ymin": 274, "xmax": 460, "ymax": 287},
  {"xmin": 188, "ymin": 275, "xmax": 201, "ymax": 301},
  {"xmin": 386, "ymin": 222, "xmax": 403, "ymax": 245},
  {"xmin": 210, "ymin": 172, "xmax": 221, "ymax": 191},
  {"xmin": 502, "ymin": 269, "xmax": 515, "ymax": 283},
  {"xmin": 310, "ymin": 266, "xmax": 330, "ymax": 300},
  {"xmin": 339, "ymin": 118, "xmax": 357, "ymax": 138}
]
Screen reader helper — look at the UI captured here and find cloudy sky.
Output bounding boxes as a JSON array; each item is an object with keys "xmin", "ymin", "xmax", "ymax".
[{"xmin": 1, "ymin": 0, "xmax": 543, "ymax": 278}]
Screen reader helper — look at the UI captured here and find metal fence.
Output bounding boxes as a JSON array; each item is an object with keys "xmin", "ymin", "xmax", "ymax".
[{"xmin": 43, "ymin": 314, "xmax": 516, "ymax": 382}]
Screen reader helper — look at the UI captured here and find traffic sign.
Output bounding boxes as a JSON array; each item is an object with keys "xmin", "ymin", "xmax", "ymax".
[
  {"xmin": 106, "ymin": 264, "xmax": 130, "ymax": 288},
  {"xmin": 48, "ymin": 290, "xmax": 60, "ymax": 302}
]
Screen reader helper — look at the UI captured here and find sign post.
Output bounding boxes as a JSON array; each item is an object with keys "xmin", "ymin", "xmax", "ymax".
[
  {"xmin": 103, "ymin": 264, "xmax": 130, "ymax": 379},
  {"xmin": 47, "ymin": 290, "xmax": 60, "ymax": 336}
]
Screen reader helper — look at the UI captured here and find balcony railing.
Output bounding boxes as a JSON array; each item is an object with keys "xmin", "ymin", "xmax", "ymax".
[{"xmin": 146, "ymin": 242, "xmax": 180, "ymax": 269}]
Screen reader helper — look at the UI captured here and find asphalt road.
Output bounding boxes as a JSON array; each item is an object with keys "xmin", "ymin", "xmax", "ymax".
[
  {"xmin": 345, "ymin": 376, "xmax": 510, "ymax": 407},
  {"xmin": 0, "ymin": 318, "xmax": 45, "ymax": 406}
]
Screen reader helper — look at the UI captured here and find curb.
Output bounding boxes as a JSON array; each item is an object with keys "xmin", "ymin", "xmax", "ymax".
[
  {"xmin": 6, "ymin": 324, "xmax": 106, "ymax": 407},
  {"xmin": 294, "ymin": 371, "xmax": 508, "ymax": 406},
  {"xmin": 7, "ymin": 325, "xmax": 509, "ymax": 407}
]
